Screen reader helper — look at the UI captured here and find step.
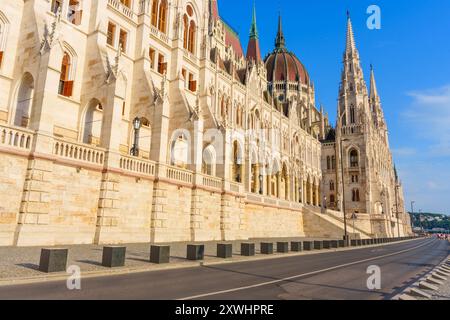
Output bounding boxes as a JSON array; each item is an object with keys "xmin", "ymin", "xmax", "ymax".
[
  {"xmin": 426, "ymin": 276, "xmax": 444, "ymax": 286},
  {"xmin": 408, "ymin": 288, "xmax": 432, "ymax": 299},
  {"xmin": 431, "ymin": 273, "xmax": 447, "ymax": 281},
  {"xmin": 397, "ymin": 294, "xmax": 417, "ymax": 301},
  {"xmin": 436, "ymin": 269, "xmax": 450, "ymax": 277},
  {"xmin": 419, "ymin": 281, "xmax": 439, "ymax": 291}
]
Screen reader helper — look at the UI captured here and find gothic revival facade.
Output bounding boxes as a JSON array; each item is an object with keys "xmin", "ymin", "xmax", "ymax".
[
  {"xmin": 0, "ymin": 0, "xmax": 410, "ymax": 246},
  {"xmin": 321, "ymin": 15, "xmax": 411, "ymax": 237}
]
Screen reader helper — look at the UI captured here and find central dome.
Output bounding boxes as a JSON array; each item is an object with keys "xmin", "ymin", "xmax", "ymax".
[{"xmin": 264, "ymin": 16, "xmax": 309, "ymax": 85}]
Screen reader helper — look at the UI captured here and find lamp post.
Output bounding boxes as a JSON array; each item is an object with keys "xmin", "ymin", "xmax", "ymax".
[
  {"xmin": 394, "ymin": 184, "xmax": 401, "ymax": 238},
  {"xmin": 337, "ymin": 110, "xmax": 350, "ymax": 245},
  {"xmin": 130, "ymin": 117, "xmax": 141, "ymax": 157},
  {"xmin": 410, "ymin": 201, "xmax": 416, "ymax": 233},
  {"xmin": 351, "ymin": 212, "xmax": 358, "ymax": 240}
]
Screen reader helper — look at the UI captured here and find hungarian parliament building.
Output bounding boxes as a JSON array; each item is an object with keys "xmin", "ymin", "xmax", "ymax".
[{"xmin": 0, "ymin": 0, "xmax": 411, "ymax": 246}]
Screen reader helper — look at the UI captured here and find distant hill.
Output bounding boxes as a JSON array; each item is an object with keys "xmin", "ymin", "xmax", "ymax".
[{"xmin": 409, "ymin": 212, "xmax": 450, "ymax": 231}]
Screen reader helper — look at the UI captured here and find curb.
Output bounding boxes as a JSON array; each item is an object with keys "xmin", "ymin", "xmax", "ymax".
[
  {"xmin": 393, "ymin": 253, "xmax": 450, "ymax": 301},
  {"xmin": 0, "ymin": 238, "xmax": 422, "ymax": 287}
]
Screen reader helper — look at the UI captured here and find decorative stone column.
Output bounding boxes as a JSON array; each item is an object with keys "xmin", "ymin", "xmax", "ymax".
[
  {"xmin": 14, "ymin": 46, "xmax": 57, "ymax": 246},
  {"xmin": 94, "ymin": 80, "xmax": 124, "ymax": 244},
  {"xmin": 277, "ymin": 173, "xmax": 281, "ymax": 198},
  {"xmin": 254, "ymin": 164, "xmax": 260, "ymax": 194}
]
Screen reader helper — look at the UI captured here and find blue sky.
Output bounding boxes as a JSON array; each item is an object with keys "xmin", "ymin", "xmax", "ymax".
[{"xmin": 218, "ymin": 0, "xmax": 450, "ymax": 214}]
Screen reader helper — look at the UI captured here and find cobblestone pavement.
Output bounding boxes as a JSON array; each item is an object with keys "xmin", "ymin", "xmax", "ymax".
[{"xmin": 0, "ymin": 237, "xmax": 326, "ymax": 280}]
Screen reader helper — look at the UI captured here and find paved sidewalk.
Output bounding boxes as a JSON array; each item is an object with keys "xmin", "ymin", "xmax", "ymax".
[{"xmin": 0, "ymin": 237, "xmax": 329, "ymax": 282}]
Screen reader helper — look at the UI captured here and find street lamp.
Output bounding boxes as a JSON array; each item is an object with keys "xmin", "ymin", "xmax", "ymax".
[
  {"xmin": 130, "ymin": 117, "xmax": 142, "ymax": 157},
  {"xmin": 337, "ymin": 110, "xmax": 350, "ymax": 244},
  {"xmin": 351, "ymin": 212, "xmax": 358, "ymax": 240},
  {"xmin": 410, "ymin": 201, "xmax": 416, "ymax": 233},
  {"xmin": 391, "ymin": 184, "xmax": 401, "ymax": 238}
]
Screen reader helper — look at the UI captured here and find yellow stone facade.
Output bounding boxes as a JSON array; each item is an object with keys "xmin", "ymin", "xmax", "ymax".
[{"xmin": 0, "ymin": 0, "xmax": 411, "ymax": 246}]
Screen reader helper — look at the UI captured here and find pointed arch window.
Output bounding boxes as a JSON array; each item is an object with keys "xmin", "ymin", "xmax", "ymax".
[
  {"xmin": 59, "ymin": 52, "xmax": 73, "ymax": 97},
  {"xmin": 232, "ymin": 141, "xmax": 242, "ymax": 183},
  {"xmin": 349, "ymin": 149, "xmax": 359, "ymax": 168},
  {"xmin": 352, "ymin": 189, "xmax": 360, "ymax": 202},
  {"xmin": 329, "ymin": 180, "xmax": 335, "ymax": 191},
  {"xmin": 350, "ymin": 104, "xmax": 356, "ymax": 124},
  {"xmin": 0, "ymin": 12, "xmax": 9, "ymax": 69},
  {"xmin": 158, "ymin": 0, "xmax": 167, "ymax": 33},
  {"xmin": 183, "ymin": 14, "xmax": 189, "ymax": 49},
  {"xmin": 183, "ymin": 5, "xmax": 196, "ymax": 54},
  {"xmin": 150, "ymin": 0, "xmax": 168, "ymax": 34},
  {"xmin": 151, "ymin": 0, "xmax": 158, "ymax": 27}
]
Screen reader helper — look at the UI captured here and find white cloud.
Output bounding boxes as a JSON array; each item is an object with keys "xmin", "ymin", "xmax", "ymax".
[
  {"xmin": 398, "ymin": 85, "xmax": 450, "ymax": 214},
  {"xmin": 404, "ymin": 85, "xmax": 450, "ymax": 157}
]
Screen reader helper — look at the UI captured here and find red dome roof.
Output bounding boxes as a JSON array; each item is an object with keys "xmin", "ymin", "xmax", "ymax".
[
  {"xmin": 265, "ymin": 50, "xmax": 309, "ymax": 84},
  {"xmin": 264, "ymin": 15, "xmax": 310, "ymax": 85}
]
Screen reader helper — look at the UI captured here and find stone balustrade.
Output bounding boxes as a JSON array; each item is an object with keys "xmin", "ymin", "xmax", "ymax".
[
  {"xmin": 120, "ymin": 155, "xmax": 156, "ymax": 176},
  {"xmin": 53, "ymin": 139, "xmax": 105, "ymax": 165},
  {"xmin": 108, "ymin": 0, "xmax": 135, "ymax": 20},
  {"xmin": 0, "ymin": 125, "xmax": 33, "ymax": 152}
]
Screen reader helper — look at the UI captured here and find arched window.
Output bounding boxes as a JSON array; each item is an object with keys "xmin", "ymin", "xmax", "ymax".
[
  {"xmin": 0, "ymin": 12, "xmax": 9, "ymax": 69},
  {"xmin": 183, "ymin": 5, "xmax": 196, "ymax": 54},
  {"xmin": 158, "ymin": 0, "xmax": 167, "ymax": 33},
  {"xmin": 326, "ymin": 156, "xmax": 331, "ymax": 170},
  {"xmin": 188, "ymin": 20, "xmax": 196, "ymax": 53},
  {"xmin": 232, "ymin": 141, "xmax": 242, "ymax": 183},
  {"xmin": 352, "ymin": 189, "xmax": 360, "ymax": 202},
  {"xmin": 350, "ymin": 149, "xmax": 359, "ymax": 168},
  {"xmin": 83, "ymin": 99, "xmax": 103, "ymax": 146},
  {"xmin": 331, "ymin": 156, "xmax": 336, "ymax": 170},
  {"xmin": 350, "ymin": 104, "xmax": 356, "ymax": 124},
  {"xmin": 151, "ymin": 0, "xmax": 158, "ymax": 27},
  {"xmin": 183, "ymin": 15, "xmax": 188, "ymax": 49},
  {"xmin": 330, "ymin": 194, "xmax": 335, "ymax": 204},
  {"xmin": 329, "ymin": 180, "xmax": 335, "ymax": 191},
  {"xmin": 171, "ymin": 132, "xmax": 189, "ymax": 168},
  {"xmin": 202, "ymin": 145, "xmax": 216, "ymax": 176},
  {"xmin": 14, "ymin": 73, "xmax": 34, "ymax": 128},
  {"xmin": 59, "ymin": 52, "xmax": 73, "ymax": 97}
]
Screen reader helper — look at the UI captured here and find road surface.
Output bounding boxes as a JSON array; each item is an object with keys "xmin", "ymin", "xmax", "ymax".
[{"xmin": 0, "ymin": 238, "xmax": 447, "ymax": 300}]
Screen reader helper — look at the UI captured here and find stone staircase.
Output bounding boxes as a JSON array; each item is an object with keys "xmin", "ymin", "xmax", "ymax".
[{"xmin": 302, "ymin": 206, "xmax": 372, "ymax": 239}]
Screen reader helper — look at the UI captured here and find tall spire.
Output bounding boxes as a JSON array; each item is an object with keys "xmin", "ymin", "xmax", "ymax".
[
  {"xmin": 249, "ymin": 2, "xmax": 258, "ymax": 39},
  {"xmin": 346, "ymin": 12, "xmax": 357, "ymax": 55},
  {"xmin": 275, "ymin": 14, "xmax": 286, "ymax": 49},
  {"xmin": 246, "ymin": 2, "xmax": 262, "ymax": 62},
  {"xmin": 370, "ymin": 64, "xmax": 379, "ymax": 99}
]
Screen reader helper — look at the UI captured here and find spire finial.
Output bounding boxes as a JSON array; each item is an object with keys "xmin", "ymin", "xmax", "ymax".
[
  {"xmin": 249, "ymin": 1, "xmax": 258, "ymax": 39},
  {"xmin": 370, "ymin": 64, "xmax": 379, "ymax": 99},
  {"xmin": 275, "ymin": 13, "xmax": 285, "ymax": 49},
  {"xmin": 345, "ymin": 11, "xmax": 357, "ymax": 54}
]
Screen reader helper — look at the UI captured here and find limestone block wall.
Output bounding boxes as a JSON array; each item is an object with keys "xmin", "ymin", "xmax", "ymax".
[
  {"xmin": 192, "ymin": 188, "xmax": 222, "ymax": 241},
  {"xmin": 152, "ymin": 181, "xmax": 192, "ymax": 242},
  {"xmin": 0, "ymin": 152, "xmax": 28, "ymax": 246},
  {"xmin": 244, "ymin": 204, "xmax": 304, "ymax": 239},
  {"xmin": 48, "ymin": 163, "xmax": 102, "ymax": 245},
  {"xmin": 113, "ymin": 175, "xmax": 154, "ymax": 243}
]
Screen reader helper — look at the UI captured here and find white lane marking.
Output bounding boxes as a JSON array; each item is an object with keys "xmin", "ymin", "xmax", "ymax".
[{"xmin": 178, "ymin": 239, "xmax": 435, "ymax": 300}]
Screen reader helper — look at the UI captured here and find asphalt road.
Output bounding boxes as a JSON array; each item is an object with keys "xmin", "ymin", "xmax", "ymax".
[{"xmin": 0, "ymin": 238, "xmax": 447, "ymax": 300}]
